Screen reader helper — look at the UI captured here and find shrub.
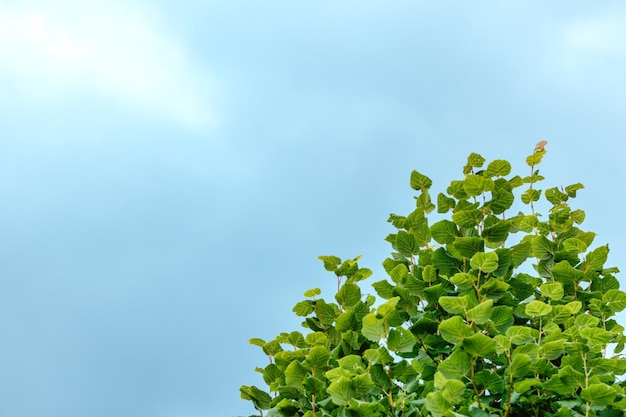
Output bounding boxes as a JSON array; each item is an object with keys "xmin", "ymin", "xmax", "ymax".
[{"xmin": 239, "ymin": 143, "xmax": 626, "ymax": 417}]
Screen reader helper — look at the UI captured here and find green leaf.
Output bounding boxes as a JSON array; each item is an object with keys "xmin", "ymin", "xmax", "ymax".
[
  {"xmin": 540, "ymin": 282, "xmax": 564, "ymax": 300},
  {"xmin": 489, "ymin": 187, "xmax": 515, "ymax": 215},
  {"xmin": 467, "ymin": 299, "xmax": 493, "ymax": 325},
  {"xmin": 450, "ymin": 272, "xmax": 476, "ymax": 291},
  {"xmin": 431, "ymin": 220, "xmax": 458, "ymax": 244},
  {"xmin": 452, "ymin": 209, "xmax": 483, "ymax": 228},
  {"xmin": 470, "ymin": 251, "xmax": 499, "ymax": 273},
  {"xmin": 437, "ymin": 193, "xmax": 456, "ymax": 213},
  {"xmin": 318, "ymin": 255, "xmax": 342, "ymax": 272},
  {"xmin": 439, "ymin": 316, "xmax": 474, "ymax": 344},
  {"xmin": 494, "ymin": 334, "xmax": 511, "ymax": 354},
  {"xmin": 526, "ymin": 149, "xmax": 546, "ymax": 166},
  {"xmin": 514, "ymin": 378, "xmax": 541, "ymax": 394},
  {"xmin": 438, "ymin": 349, "xmax": 471, "ymax": 380},
  {"xmin": 464, "ymin": 153, "xmax": 486, "ymax": 174},
  {"xmin": 506, "ymin": 326, "xmax": 539, "ymax": 345},
  {"xmin": 565, "ymin": 182, "xmax": 584, "ymax": 198},
  {"xmin": 387, "ymin": 327, "xmax": 416, "ymax": 353},
  {"xmin": 485, "ymin": 159, "xmax": 512, "ymax": 177},
  {"xmin": 306, "ymin": 346, "xmax": 330, "ymax": 375},
  {"xmin": 410, "ymin": 170, "xmax": 433, "ymax": 190},
  {"xmin": 479, "ymin": 278, "xmax": 510, "ymax": 301},
  {"xmin": 490, "ymin": 306, "xmax": 514, "ymax": 334},
  {"xmin": 453, "ymin": 237, "xmax": 485, "ymax": 258},
  {"xmin": 362, "ymin": 313, "xmax": 386, "ymax": 342},
  {"xmin": 240, "ymin": 385, "xmax": 272, "ymax": 410},
  {"xmin": 602, "ymin": 289, "xmax": 626, "ymax": 313},
  {"xmin": 303, "ymin": 288, "xmax": 321, "ymax": 298},
  {"xmin": 335, "ymin": 283, "xmax": 361, "ymax": 308},
  {"xmin": 585, "ymin": 245, "xmax": 608, "ymax": 272},
  {"xmin": 521, "ymin": 188, "xmax": 542, "ymax": 204},
  {"xmin": 463, "ymin": 332, "xmax": 496, "ymax": 357},
  {"xmin": 508, "ymin": 353, "xmax": 531, "ymax": 377},
  {"xmin": 464, "ymin": 174, "xmax": 494, "ymax": 197},
  {"xmin": 482, "ymin": 221, "xmax": 510, "ymax": 244},
  {"xmin": 285, "ymin": 360, "xmax": 308, "ymax": 387},
  {"xmin": 562, "ymin": 238, "xmax": 588, "ymax": 253},
  {"xmin": 441, "ymin": 379, "xmax": 467, "ymax": 404},
  {"xmin": 425, "ymin": 392, "xmax": 452, "ymax": 417},
  {"xmin": 439, "ymin": 295, "xmax": 472, "ymax": 315},
  {"xmin": 525, "ymin": 300, "xmax": 553, "ymax": 317},
  {"xmin": 352, "ymin": 373, "xmax": 375, "ymax": 397},
  {"xmin": 327, "ymin": 378, "xmax": 353, "ymax": 406},
  {"xmin": 422, "ymin": 264, "xmax": 438, "ymax": 282},
  {"xmin": 580, "ymin": 383, "xmax": 616, "ymax": 406},
  {"xmin": 396, "ymin": 230, "xmax": 420, "ymax": 257}
]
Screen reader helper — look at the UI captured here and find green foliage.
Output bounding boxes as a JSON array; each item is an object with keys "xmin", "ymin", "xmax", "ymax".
[{"xmin": 239, "ymin": 143, "xmax": 626, "ymax": 417}]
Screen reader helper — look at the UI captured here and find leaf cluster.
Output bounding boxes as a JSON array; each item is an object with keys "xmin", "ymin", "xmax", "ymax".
[{"xmin": 239, "ymin": 146, "xmax": 626, "ymax": 417}]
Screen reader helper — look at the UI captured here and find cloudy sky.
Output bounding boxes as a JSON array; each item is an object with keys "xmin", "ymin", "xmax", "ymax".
[{"xmin": 1, "ymin": 1, "xmax": 626, "ymax": 416}]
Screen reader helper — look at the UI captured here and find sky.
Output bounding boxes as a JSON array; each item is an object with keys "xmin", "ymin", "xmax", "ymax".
[{"xmin": 1, "ymin": 1, "xmax": 626, "ymax": 416}]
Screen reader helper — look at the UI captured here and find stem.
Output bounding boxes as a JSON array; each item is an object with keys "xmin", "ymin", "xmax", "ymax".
[{"xmin": 470, "ymin": 357, "xmax": 483, "ymax": 409}]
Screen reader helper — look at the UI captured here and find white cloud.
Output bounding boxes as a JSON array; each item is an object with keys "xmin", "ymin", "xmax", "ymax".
[{"xmin": 0, "ymin": 0, "xmax": 217, "ymax": 129}]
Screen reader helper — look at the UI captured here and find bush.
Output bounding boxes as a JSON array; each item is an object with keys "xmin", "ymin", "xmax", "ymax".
[{"xmin": 239, "ymin": 143, "xmax": 626, "ymax": 417}]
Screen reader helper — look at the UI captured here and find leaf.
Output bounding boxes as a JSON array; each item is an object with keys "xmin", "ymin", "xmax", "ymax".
[
  {"xmin": 508, "ymin": 353, "xmax": 531, "ymax": 377},
  {"xmin": 303, "ymin": 288, "xmax": 321, "ymax": 298},
  {"xmin": 285, "ymin": 360, "xmax": 308, "ymax": 387},
  {"xmin": 470, "ymin": 251, "xmax": 499, "ymax": 273},
  {"xmin": 489, "ymin": 187, "xmax": 515, "ymax": 215},
  {"xmin": 540, "ymin": 282, "xmax": 564, "ymax": 300},
  {"xmin": 362, "ymin": 313, "xmax": 386, "ymax": 342},
  {"xmin": 450, "ymin": 273, "xmax": 476, "ymax": 291},
  {"xmin": 580, "ymin": 383, "xmax": 616, "ymax": 406},
  {"xmin": 425, "ymin": 392, "xmax": 452, "ymax": 417},
  {"xmin": 494, "ymin": 334, "xmax": 511, "ymax": 354},
  {"xmin": 387, "ymin": 327, "xmax": 416, "ymax": 353},
  {"xmin": 452, "ymin": 209, "xmax": 483, "ymax": 228},
  {"xmin": 453, "ymin": 237, "xmax": 485, "ymax": 258},
  {"xmin": 482, "ymin": 221, "xmax": 510, "ymax": 244},
  {"xmin": 479, "ymin": 278, "xmax": 510, "ymax": 301},
  {"xmin": 438, "ymin": 350, "xmax": 471, "ymax": 380},
  {"xmin": 441, "ymin": 379, "xmax": 467, "ymax": 404},
  {"xmin": 525, "ymin": 300, "xmax": 553, "ymax": 317},
  {"xmin": 335, "ymin": 283, "xmax": 361, "ymax": 308},
  {"xmin": 437, "ymin": 193, "xmax": 456, "ymax": 213},
  {"xmin": 526, "ymin": 149, "xmax": 546, "ymax": 166},
  {"xmin": 410, "ymin": 170, "xmax": 433, "ymax": 190},
  {"xmin": 463, "ymin": 152, "xmax": 486, "ymax": 174},
  {"xmin": 463, "ymin": 332, "xmax": 496, "ymax": 357},
  {"xmin": 521, "ymin": 189, "xmax": 542, "ymax": 204},
  {"xmin": 431, "ymin": 220, "xmax": 458, "ymax": 244},
  {"xmin": 327, "ymin": 378, "xmax": 353, "ymax": 406},
  {"xmin": 439, "ymin": 295, "xmax": 472, "ymax": 315},
  {"xmin": 306, "ymin": 346, "xmax": 330, "ymax": 375},
  {"xmin": 466, "ymin": 299, "xmax": 493, "ymax": 325},
  {"xmin": 485, "ymin": 159, "xmax": 512, "ymax": 177},
  {"xmin": 240, "ymin": 385, "xmax": 272, "ymax": 410},
  {"xmin": 562, "ymin": 238, "xmax": 587, "ymax": 253},
  {"xmin": 396, "ymin": 230, "xmax": 420, "ymax": 257},
  {"xmin": 318, "ymin": 255, "xmax": 342, "ymax": 272},
  {"xmin": 464, "ymin": 174, "xmax": 494, "ymax": 197},
  {"xmin": 506, "ymin": 326, "xmax": 539, "ymax": 345},
  {"xmin": 514, "ymin": 378, "xmax": 541, "ymax": 394},
  {"xmin": 602, "ymin": 289, "xmax": 626, "ymax": 313},
  {"xmin": 585, "ymin": 245, "xmax": 608, "ymax": 272},
  {"xmin": 439, "ymin": 316, "xmax": 474, "ymax": 344},
  {"xmin": 422, "ymin": 264, "xmax": 438, "ymax": 283},
  {"xmin": 490, "ymin": 306, "xmax": 514, "ymax": 334}
]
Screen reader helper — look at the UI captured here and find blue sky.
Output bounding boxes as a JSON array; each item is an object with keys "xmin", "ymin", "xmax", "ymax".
[{"xmin": 1, "ymin": 1, "xmax": 626, "ymax": 416}]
